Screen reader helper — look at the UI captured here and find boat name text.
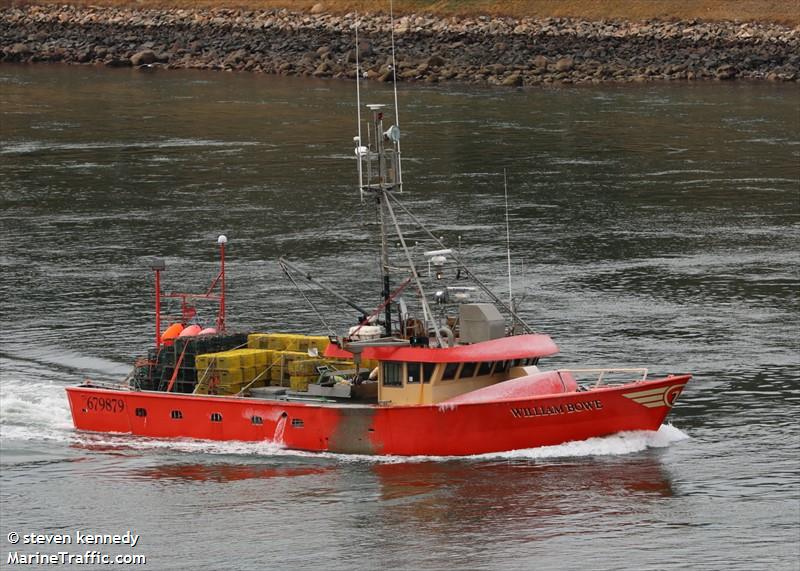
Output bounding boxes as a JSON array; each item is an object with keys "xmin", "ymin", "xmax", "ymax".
[{"xmin": 510, "ymin": 399, "xmax": 603, "ymax": 418}]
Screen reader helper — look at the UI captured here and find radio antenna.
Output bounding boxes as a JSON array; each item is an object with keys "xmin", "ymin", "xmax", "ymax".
[
  {"xmin": 389, "ymin": 0, "xmax": 403, "ymax": 191},
  {"xmin": 354, "ymin": 14, "xmax": 364, "ymax": 201},
  {"xmin": 504, "ymin": 169, "xmax": 513, "ymax": 319}
]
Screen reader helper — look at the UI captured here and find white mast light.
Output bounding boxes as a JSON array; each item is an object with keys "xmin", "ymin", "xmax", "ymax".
[{"xmin": 424, "ymin": 249, "xmax": 453, "ymax": 258}]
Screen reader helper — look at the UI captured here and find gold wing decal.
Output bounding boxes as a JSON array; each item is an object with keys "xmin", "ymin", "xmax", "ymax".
[{"xmin": 623, "ymin": 384, "xmax": 686, "ymax": 408}]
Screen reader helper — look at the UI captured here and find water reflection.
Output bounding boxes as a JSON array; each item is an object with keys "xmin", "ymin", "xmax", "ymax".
[
  {"xmin": 129, "ymin": 462, "xmax": 331, "ymax": 483},
  {"xmin": 371, "ymin": 455, "xmax": 675, "ymax": 533}
]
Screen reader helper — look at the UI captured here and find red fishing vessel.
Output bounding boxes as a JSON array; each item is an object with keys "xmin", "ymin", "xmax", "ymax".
[{"xmin": 66, "ymin": 103, "xmax": 691, "ymax": 456}]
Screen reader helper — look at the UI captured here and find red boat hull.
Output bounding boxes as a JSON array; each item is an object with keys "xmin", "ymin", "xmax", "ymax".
[{"xmin": 65, "ymin": 375, "xmax": 690, "ymax": 456}]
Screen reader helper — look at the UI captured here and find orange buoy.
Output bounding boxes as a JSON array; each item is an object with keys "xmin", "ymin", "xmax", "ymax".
[
  {"xmin": 161, "ymin": 323, "xmax": 184, "ymax": 345},
  {"xmin": 179, "ymin": 324, "xmax": 203, "ymax": 338}
]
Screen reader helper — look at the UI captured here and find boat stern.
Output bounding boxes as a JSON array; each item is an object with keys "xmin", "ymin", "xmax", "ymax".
[{"xmin": 66, "ymin": 385, "xmax": 134, "ymax": 435}]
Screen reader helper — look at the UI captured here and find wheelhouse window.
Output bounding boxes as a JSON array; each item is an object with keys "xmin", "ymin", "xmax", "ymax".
[
  {"xmin": 442, "ymin": 362, "xmax": 460, "ymax": 381},
  {"xmin": 478, "ymin": 361, "xmax": 494, "ymax": 376},
  {"xmin": 460, "ymin": 362, "xmax": 477, "ymax": 379},
  {"xmin": 383, "ymin": 362, "xmax": 403, "ymax": 387},
  {"xmin": 407, "ymin": 362, "xmax": 435, "ymax": 384}
]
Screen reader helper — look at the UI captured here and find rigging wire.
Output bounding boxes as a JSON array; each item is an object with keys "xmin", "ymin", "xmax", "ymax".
[
  {"xmin": 279, "ymin": 261, "xmax": 337, "ymax": 337},
  {"xmin": 386, "ymin": 191, "xmax": 535, "ymax": 334},
  {"xmin": 383, "ymin": 192, "xmax": 444, "ymax": 346}
]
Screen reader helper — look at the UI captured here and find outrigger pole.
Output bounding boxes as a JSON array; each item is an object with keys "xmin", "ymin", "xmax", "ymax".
[{"xmin": 278, "ymin": 257, "xmax": 370, "ymax": 317}]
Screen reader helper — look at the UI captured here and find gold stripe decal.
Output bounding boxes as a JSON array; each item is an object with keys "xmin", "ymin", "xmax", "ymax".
[{"xmin": 623, "ymin": 384, "xmax": 686, "ymax": 408}]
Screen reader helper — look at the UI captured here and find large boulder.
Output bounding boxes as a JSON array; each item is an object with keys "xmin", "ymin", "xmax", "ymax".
[
  {"xmin": 427, "ymin": 54, "xmax": 445, "ymax": 68},
  {"xmin": 130, "ymin": 49, "xmax": 157, "ymax": 66},
  {"xmin": 554, "ymin": 57, "xmax": 574, "ymax": 72},
  {"xmin": 532, "ymin": 55, "xmax": 548, "ymax": 69},
  {"xmin": 715, "ymin": 65, "xmax": 738, "ymax": 80},
  {"xmin": 501, "ymin": 72, "xmax": 522, "ymax": 86}
]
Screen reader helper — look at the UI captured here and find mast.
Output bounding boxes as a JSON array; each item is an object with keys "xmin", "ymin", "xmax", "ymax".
[
  {"xmin": 378, "ymin": 192, "xmax": 392, "ymax": 335},
  {"xmin": 355, "ymin": 104, "xmax": 402, "ymax": 337},
  {"xmin": 151, "ymin": 259, "xmax": 165, "ymax": 348},
  {"xmin": 216, "ymin": 235, "xmax": 227, "ymax": 332},
  {"xmin": 374, "ymin": 105, "xmax": 393, "ymax": 335}
]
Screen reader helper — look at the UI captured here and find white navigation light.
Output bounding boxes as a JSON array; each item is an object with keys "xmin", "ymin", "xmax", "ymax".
[
  {"xmin": 424, "ymin": 249, "xmax": 453, "ymax": 258},
  {"xmin": 431, "ymin": 255, "xmax": 447, "ymax": 267},
  {"xmin": 447, "ymin": 286, "xmax": 477, "ymax": 302},
  {"xmin": 217, "ymin": 235, "xmax": 228, "ymax": 245},
  {"xmin": 355, "ymin": 146, "xmax": 369, "ymax": 157}
]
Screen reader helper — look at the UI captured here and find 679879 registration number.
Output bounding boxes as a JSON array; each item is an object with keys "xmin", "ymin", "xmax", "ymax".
[{"xmin": 86, "ymin": 396, "xmax": 125, "ymax": 413}]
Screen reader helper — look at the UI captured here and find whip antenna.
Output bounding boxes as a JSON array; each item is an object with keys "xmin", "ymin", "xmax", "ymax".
[
  {"xmin": 354, "ymin": 14, "xmax": 365, "ymax": 201},
  {"xmin": 504, "ymin": 169, "xmax": 514, "ymax": 328},
  {"xmin": 389, "ymin": 0, "xmax": 403, "ymax": 191}
]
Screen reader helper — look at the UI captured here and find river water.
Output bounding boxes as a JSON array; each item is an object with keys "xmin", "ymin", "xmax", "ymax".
[{"xmin": 1, "ymin": 66, "xmax": 798, "ymax": 570}]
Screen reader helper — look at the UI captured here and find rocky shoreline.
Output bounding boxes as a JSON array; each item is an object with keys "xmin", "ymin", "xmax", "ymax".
[{"xmin": 2, "ymin": 4, "xmax": 798, "ymax": 85}]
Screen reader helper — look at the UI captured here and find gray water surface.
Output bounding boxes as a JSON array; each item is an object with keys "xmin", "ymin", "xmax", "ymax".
[{"xmin": 1, "ymin": 66, "xmax": 798, "ymax": 570}]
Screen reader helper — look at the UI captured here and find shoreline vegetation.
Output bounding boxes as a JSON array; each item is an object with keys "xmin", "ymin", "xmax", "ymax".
[{"xmin": 2, "ymin": 3, "xmax": 798, "ymax": 86}]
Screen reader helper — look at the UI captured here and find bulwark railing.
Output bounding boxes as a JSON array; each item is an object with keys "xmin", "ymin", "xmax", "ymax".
[{"xmin": 559, "ymin": 368, "xmax": 649, "ymax": 388}]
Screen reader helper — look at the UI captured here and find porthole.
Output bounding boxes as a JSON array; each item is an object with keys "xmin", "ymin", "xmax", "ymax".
[
  {"xmin": 251, "ymin": 415, "xmax": 263, "ymax": 425},
  {"xmin": 291, "ymin": 418, "xmax": 304, "ymax": 428},
  {"xmin": 210, "ymin": 412, "xmax": 223, "ymax": 422},
  {"xmin": 171, "ymin": 410, "xmax": 183, "ymax": 420},
  {"xmin": 135, "ymin": 408, "xmax": 147, "ymax": 417}
]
